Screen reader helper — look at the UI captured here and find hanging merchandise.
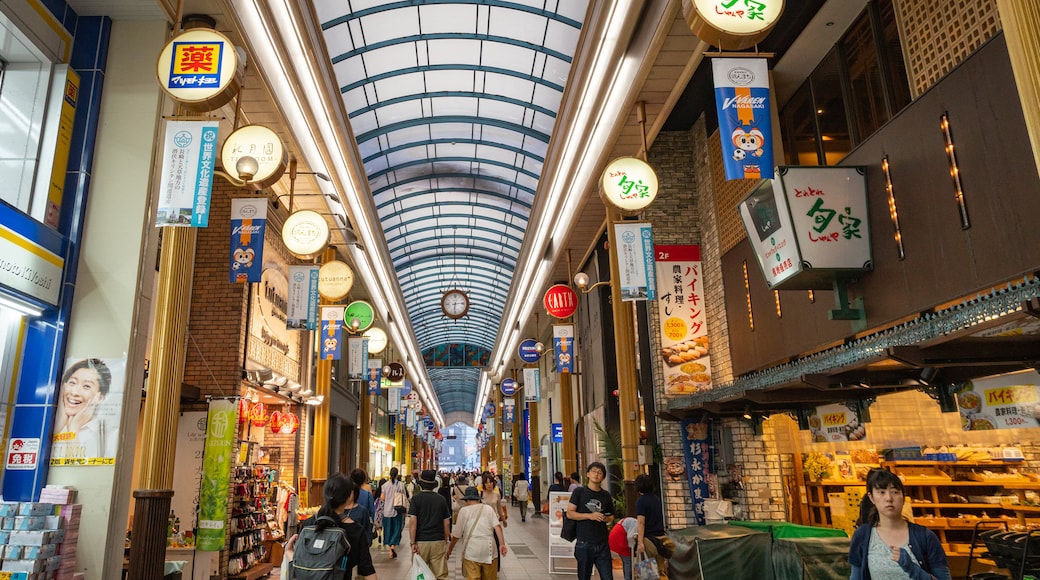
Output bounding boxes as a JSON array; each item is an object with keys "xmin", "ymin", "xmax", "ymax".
[
  {"xmin": 238, "ymin": 398, "xmax": 251, "ymax": 425},
  {"xmin": 249, "ymin": 402, "xmax": 268, "ymax": 427}
]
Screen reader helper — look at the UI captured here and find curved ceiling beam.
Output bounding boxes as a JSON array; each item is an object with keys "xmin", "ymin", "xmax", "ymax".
[
  {"xmin": 349, "ymin": 91, "xmax": 557, "ymax": 120},
  {"xmin": 356, "ymin": 115, "xmax": 551, "ymax": 148},
  {"xmin": 379, "ymin": 200, "xmax": 531, "ymax": 226},
  {"xmin": 368, "ymin": 156, "xmax": 540, "ymax": 183},
  {"xmin": 332, "ymin": 32, "xmax": 573, "ymax": 65},
  {"xmin": 363, "ymin": 138, "xmax": 545, "ymax": 165},
  {"xmin": 382, "ymin": 212, "xmax": 527, "ymax": 237},
  {"xmin": 394, "ymin": 252, "xmax": 516, "ymax": 275},
  {"xmin": 402, "ymin": 277, "xmax": 510, "ymax": 302},
  {"xmin": 385, "ymin": 223, "xmax": 524, "ymax": 249},
  {"xmin": 388, "ymin": 233, "xmax": 522, "ymax": 257},
  {"xmin": 397, "ymin": 261, "xmax": 513, "ymax": 287},
  {"xmin": 343, "ymin": 64, "xmax": 564, "ymax": 96},
  {"xmin": 377, "ymin": 190, "xmax": 532, "ymax": 216},
  {"xmin": 321, "ymin": 1, "xmax": 583, "ymax": 31}
]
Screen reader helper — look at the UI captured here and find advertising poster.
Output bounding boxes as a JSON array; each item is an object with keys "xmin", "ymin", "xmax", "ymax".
[
  {"xmin": 553, "ymin": 325, "xmax": 574, "ymax": 373},
  {"xmin": 156, "ymin": 120, "xmax": 219, "ymax": 227},
  {"xmin": 548, "ymin": 491, "xmax": 578, "ymax": 567},
  {"xmin": 654, "ymin": 246, "xmax": 712, "ymax": 397},
  {"xmin": 197, "ymin": 399, "xmax": 238, "ymax": 551},
  {"xmin": 680, "ymin": 419, "xmax": 712, "ymax": 525},
  {"xmin": 614, "ymin": 222, "xmax": 656, "ymax": 301},
  {"xmin": 229, "ymin": 198, "xmax": 267, "ymax": 283},
  {"xmin": 523, "ymin": 367, "xmax": 541, "ymax": 402},
  {"xmin": 320, "ymin": 306, "xmax": 344, "ymax": 360},
  {"xmin": 171, "ymin": 411, "xmax": 208, "ymax": 530},
  {"xmin": 955, "ymin": 370, "xmax": 1040, "ymax": 431},
  {"xmin": 286, "ymin": 265, "xmax": 319, "ymax": 329},
  {"xmin": 347, "ymin": 336, "xmax": 367, "ymax": 379},
  {"xmin": 807, "ymin": 403, "xmax": 866, "ymax": 442},
  {"xmin": 367, "ymin": 359, "xmax": 382, "ymax": 396},
  {"xmin": 51, "ymin": 357, "xmax": 126, "ymax": 466},
  {"xmin": 504, "ymin": 399, "xmax": 515, "ymax": 425},
  {"xmin": 712, "ymin": 58, "xmax": 773, "ymax": 180}
]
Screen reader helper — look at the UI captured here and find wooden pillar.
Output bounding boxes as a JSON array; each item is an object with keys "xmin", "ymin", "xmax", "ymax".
[
  {"xmin": 996, "ymin": 0, "xmax": 1040, "ymax": 178},
  {"xmin": 558, "ymin": 369, "xmax": 577, "ymax": 481},
  {"xmin": 311, "ymin": 247, "xmax": 337, "ymax": 477},
  {"xmin": 358, "ymin": 390, "xmax": 371, "ymax": 474},
  {"xmin": 606, "ymin": 209, "xmax": 641, "ymax": 482}
]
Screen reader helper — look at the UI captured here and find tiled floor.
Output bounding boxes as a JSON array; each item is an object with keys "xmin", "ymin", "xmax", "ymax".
[{"xmin": 276, "ymin": 503, "xmax": 626, "ymax": 579}]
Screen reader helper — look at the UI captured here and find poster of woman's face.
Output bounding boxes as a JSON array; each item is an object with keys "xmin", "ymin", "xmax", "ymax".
[{"xmin": 50, "ymin": 357, "xmax": 125, "ymax": 466}]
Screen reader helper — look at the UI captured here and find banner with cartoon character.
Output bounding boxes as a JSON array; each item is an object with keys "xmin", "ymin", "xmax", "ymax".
[
  {"xmin": 319, "ymin": 306, "xmax": 344, "ymax": 360},
  {"xmin": 367, "ymin": 359, "xmax": 382, "ymax": 396},
  {"xmin": 157, "ymin": 120, "xmax": 219, "ymax": 227},
  {"xmin": 229, "ymin": 198, "xmax": 266, "ymax": 283},
  {"xmin": 680, "ymin": 419, "xmax": 713, "ymax": 525},
  {"xmin": 712, "ymin": 58, "xmax": 773, "ymax": 180}
]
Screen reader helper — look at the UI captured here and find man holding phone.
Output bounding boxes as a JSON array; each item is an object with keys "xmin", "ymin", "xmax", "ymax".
[{"xmin": 566, "ymin": 462, "xmax": 615, "ymax": 579}]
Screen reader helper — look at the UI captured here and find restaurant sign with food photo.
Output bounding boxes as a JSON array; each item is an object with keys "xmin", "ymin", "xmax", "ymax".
[
  {"xmin": 655, "ymin": 245, "xmax": 712, "ymax": 396},
  {"xmin": 955, "ymin": 370, "xmax": 1040, "ymax": 431},
  {"xmin": 807, "ymin": 403, "xmax": 866, "ymax": 443}
]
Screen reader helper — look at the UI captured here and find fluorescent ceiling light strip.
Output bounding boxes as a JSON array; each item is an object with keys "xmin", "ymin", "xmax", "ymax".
[{"xmin": 0, "ymin": 295, "xmax": 44, "ymax": 317}]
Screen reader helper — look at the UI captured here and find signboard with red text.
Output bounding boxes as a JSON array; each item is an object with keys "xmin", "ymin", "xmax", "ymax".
[{"xmin": 654, "ymin": 245, "xmax": 712, "ymax": 396}]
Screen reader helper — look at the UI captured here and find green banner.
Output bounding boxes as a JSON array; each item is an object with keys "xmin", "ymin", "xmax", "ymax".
[{"xmin": 196, "ymin": 399, "xmax": 237, "ymax": 551}]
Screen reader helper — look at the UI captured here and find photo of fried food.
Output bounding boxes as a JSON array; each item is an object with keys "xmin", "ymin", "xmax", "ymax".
[
  {"xmin": 680, "ymin": 362, "xmax": 707, "ymax": 374},
  {"xmin": 958, "ymin": 391, "xmax": 981, "ymax": 412},
  {"xmin": 662, "ymin": 336, "xmax": 710, "ymax": 366},
  {"xmin": 690, "ymin": 373, "xmax": 711, "ymax": 383}
]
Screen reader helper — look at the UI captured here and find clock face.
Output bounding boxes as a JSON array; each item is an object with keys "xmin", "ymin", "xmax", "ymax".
[{"xmin": 441, "ymin": 289, "xmax": 469, "ymax": 319}]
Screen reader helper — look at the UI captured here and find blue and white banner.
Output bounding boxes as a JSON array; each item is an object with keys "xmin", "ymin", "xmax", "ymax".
[
  {"xmin": 347, "ymin": 337, "xmax": 367, "ymax": 379},
  {"xmin": 504, "ymin": 399, "xmax": 515, "ymax": 425},
  {"xmin": 523, "ymin": 367, "xmax": 541, "ymax": 403},
  {"xmin": 229, "ymin": 198, "xmax": 266, "ymax": 283},
  {"xmin": 367, "ymin": 359, "xmax": 382, "ymax": 396},
  {"xmin": 157, "ymin": 120, "xmax": 219, "ymax": 227},
  {"xmin": 320, "ymin": 306, "xmax": 344, "ymax": 360},
  {"xmin": 553, "ymin": 325, "xmax": 575, "ymax": 373},
  {"xmin": 614, "ymin": 222, "xmax": 656, "ymax": 302},
  {"xmin": 287, "ymin": 265, "xmax": 319, "ymax": 330},
  {"xmin": 680, "ymin": 419, "xmax": 713, "ymax": 526},
  {"xmin": 713, "ymin": 58, "xmax": 773, "ymax": 180}
]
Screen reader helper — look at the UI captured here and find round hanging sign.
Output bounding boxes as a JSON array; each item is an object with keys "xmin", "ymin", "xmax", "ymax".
[
  {"xmin": 500, "ymin": 378, "xmax": 517, "ymax": 397},
  {"xmin": 220, "ymin": 124, "xmax": 288, "ymax": 189},
  {"xmin": 543, "ymin": 284, "xmax": 578, "ymax": 319},
  {"xmin": 386, "ymin": 362, "xmax": 406, "ymax": 382},
  {"xmin": 344, "ymin": 300, "xmax": 375, "ymax": 331},
  {"xmin": 318, "ymin": 260, "xmax": 354, "ymax": 301},
  {"xmin": 282, "ymin": 210, "xmax": 330, "ymax": 259},
  {"xmin": 363, "ymin": 327, "xmax": 388, "ymax": 354},
  {"xmin": 601, "ymin": 157, "xmax": 659, "ymax": 214},
  {"xmin": 518, "ymin": 339, "xmax": 541, "ymax": 364},
  {"xmin": 682, "ymin": 0, "xmax": 785, "ymax": 51},
  {"xmin": 156, "ymin": 28, "xmax": 240, "ymax": 111}
]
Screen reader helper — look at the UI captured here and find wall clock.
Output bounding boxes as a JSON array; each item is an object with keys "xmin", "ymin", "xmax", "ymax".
[{"xmin": 441, "ymin": 289, "xmax": 470, "ymax": 319}]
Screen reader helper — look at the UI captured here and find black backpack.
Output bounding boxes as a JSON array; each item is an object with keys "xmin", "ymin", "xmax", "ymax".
[{"xmin": 291, "ymin": 516, "xmax": 350, "ymax": 580}]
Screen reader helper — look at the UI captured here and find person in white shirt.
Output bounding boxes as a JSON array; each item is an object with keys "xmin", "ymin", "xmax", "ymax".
[
  {"xmin": 513, "ymin": 473, "xmax": 530, "ymax": 522},
  {"xmin": 447, "ymin": 487, "xmax": 507, "ymax": 580}
]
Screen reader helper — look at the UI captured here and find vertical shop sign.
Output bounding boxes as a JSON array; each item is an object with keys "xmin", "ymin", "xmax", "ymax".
[
  {"xmin": 50, "ymin": 357, "xmax": 126, "ymax": 466},
  {"xmin": 523, "ymin": 368, "xmax": 541, "ymax": 402},
  {"xmin": 503, "ymin": 399, "xmax": 516, "ymax": 425},
  {"xmin": 955, "ymin": 370, "xmax": 1040, "ymax": 431},
  {"xmin": 807, "ymin": 403, "xmax": 866, "ymax": 442},
  {"xmin": 614, "ymin": 222, "xmax": 656, "ymax": 301},
  {"xmin": 320, "ymin": 306, "xmax": 344, "ymax": 360},
  {"xmin": 712, "ymin": 58, "xmax": 773, "ymax": 180},
  {"xmin": 171, "ymin": 412, "xmax": 208, "ymax": 531},
  {"xmin": 553, "ymin": 325, "xmax": 575, "ymax": 373},
  {"xmin": 347, "ymin": 336, "xmax": 367, "ymax": 379},
  {"xmin": 286, "ymin": 265, "xmax": 319, "ymax": 330},
  {"xmin": 229, "ymin": 198, "xmax": 267, "ymax": 283},
  {"xmin": 367, "ymin": 359, "xmax": 383, "ymax": 396},
  {"xmin": 157, "ymin": 120, "xmax": 219, "ymax": 226},
  {"xmin": 551, "ymin": 423, "xmax": 563, "ymax": 443},
  {"xmin": 43, "ymin": 68, "xmax": 79, "ymax": 228},
  {"xmin": 387, "ymin": 386, "xmax": 401, "ymax": 414},
  {"xmin": 655, "ymin": 246, "xmax": 712, "ymax": 397},
  {"xmin": 680, "ymin": 419, "xmax": 712, "ymax": 525},
  {"xmin": 197, "ymin": 399, "xmax": 237, "ymax": 551}
]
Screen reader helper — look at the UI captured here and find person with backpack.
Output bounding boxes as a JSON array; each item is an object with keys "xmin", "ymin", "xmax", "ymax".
[
  {"xmin": 283, "ymin": 474, "xmax": 353, "ymax": 579},
  {"xmin": 380, "ymin": 467, "xmax": 407, "ymax": 559},
  {"xmin": 513, "ymin": 472, "xmax": 530, "ymax": 522},
  {"xmin": 339, "ymin": 481, "xmax": 378, "ymax": 580},
  {"xmin": 634, "ymin": 474, "xmax": 672, "ymax": 580}
]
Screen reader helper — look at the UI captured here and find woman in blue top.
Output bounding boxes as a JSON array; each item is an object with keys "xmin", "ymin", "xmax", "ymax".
[{"xmin": 849, "ymin": 469, "xmax": 950, "ymax": 580}]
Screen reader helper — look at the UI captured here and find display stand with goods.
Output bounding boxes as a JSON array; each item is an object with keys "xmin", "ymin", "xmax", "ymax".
[
  {"xmin": 227, "ymin": 463, "xmax": 277, "ymax": 579},
  {"xmin": 0, "ymin": 486, "xmax": 81, "ymax": 580}
]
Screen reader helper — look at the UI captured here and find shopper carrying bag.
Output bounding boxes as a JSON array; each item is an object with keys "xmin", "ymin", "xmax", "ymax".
[{"xmin": 447, "ymin": 486, "xmax": 508, "ymax": 580}]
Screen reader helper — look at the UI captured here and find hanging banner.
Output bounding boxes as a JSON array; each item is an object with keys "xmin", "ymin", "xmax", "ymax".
[
  {"xmin": 367, "ymin": 359, "xmax": 383, "ymax": 396},
  {"xmin": 614, "ymin": 222, "xmax": 656, "ymax": 301},
  {"xmin": 955, "ymin": 370, "xmax": 1040, "ymax": 431},
  {"xmin": 552, "ymin": 325, "xmax": 574, "ymax": 373},
  {"xmin": 287, "ymin": 265, "xmax": 320, "ymax": 330},
  {"xmin": 229, "ymin": 198, "xmax": 267, "ymax": 283},
  {"xmin": 680, "ymin": 419, "xmax": 712, "ymax": 526},
  {"xmin": 503, "ymin": 399, "xmax": 516, "ymax": 425},
  {"xmin": 156, "ymin": 120, "xmax": 219, "ymax": 227},
  {"xmin": 387, "ymin": 386, "xmax": 401, "ymax": 414},
  {"xmin": 523, "ymin": 367, "xmax": 541, "ymax": 402},
  {"xmin": 171, "ymin": 411, "xmax": 208, "ymax": 532},
  {"xmin": 712, "ymin": 58, "xmax": 773, "ymax": 181},
  {"xmin": 655, "ymin": 246, "xmax": 712, "ymax": 396},
  {"xmin": 320, "ymin": 306, "xmax": 344, "ymax": 360},
  {"xmin": 50, "ymin": 357, "xmax": 126, "ymax": 466},
  {"xmin": 807, "ymin": 403, "xmax": 867, "ymax": 442},
  {"xmin": 197, "ymin": 399, "xmax": 238, "ymax": 551},
  {"xmin": 347, "ymin": 336, "xmax": 367, "ymax": 379}
]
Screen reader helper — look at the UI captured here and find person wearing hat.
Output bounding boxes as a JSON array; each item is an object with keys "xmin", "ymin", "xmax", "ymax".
[
  {"xmin": 408, "ymin": 469, "xmax": 452, "ymax": 580},
  {"xmin": 447, "ymin": 486, "xmax": 507, "ymax": 580}
]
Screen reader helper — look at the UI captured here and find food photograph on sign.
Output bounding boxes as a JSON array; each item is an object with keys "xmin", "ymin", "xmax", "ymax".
[
  {"xmin": 655, "ymin": 245, "xmax": 713, "ymax": 396},
  {"xmin": 806, "ymin": 403, "xmax": 866, "ymax": 443},
  {"xmin": 954, "ymin": 370, "xmax": 1040, "ymax": 431}
]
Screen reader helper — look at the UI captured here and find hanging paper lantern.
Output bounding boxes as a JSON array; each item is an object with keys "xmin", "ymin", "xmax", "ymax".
[
  {"xmin": 269, "ymin": 411, "xmax": 284, "ymax": 433},
  {"xmin": 249, "ymin": 402, "xmax": 268, "ymax": 427},
  {"xmin": 279, "ymin": 413, "xmax": 300, "ymax": 434},
  {"xmin": 238, "ymin": 398, "xmax": 251, "ymax": 425}
]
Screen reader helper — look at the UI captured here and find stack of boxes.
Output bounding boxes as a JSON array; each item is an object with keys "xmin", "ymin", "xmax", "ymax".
[
  {"xmin": 828, "ymin": 485, "xmax": 866, "ymax": 536},
  {"xmin": 0, "ymin": 486, "xmax": 81, "ymax": 580}
]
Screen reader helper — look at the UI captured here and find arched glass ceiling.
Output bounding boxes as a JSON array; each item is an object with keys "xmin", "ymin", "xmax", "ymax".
[{"xmin": 315, "ymin": 0, "xmax": 588, "ymax": 415}]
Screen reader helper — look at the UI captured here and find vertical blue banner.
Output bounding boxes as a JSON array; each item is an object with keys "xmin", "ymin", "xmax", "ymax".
[
  {"xmin": 712, "ymin": 58, "xmax": 773, "ymax": 181},
  {"xmin": 553, "ymin": 325, "xmax": 574, "ymax": 373},
  {"xmin": 367, "ymin": 360, "xmax": 382, "ymax": 396},
  {"xmin": 191, "ymin": 124, "xmax": 218, "ymax": 227},
  {"xmin": 229, "ymin": 199, "xmax": 266, "ymax": 283},
  {"xmin": 320, "ymin": 306, "xmax": 343, "ymax": 360},
  {"xmin": 680, "ymin": 419, "xmax": 713, "ymax": 525},
  {"xmin": 307, "ymin": 267, "xmax": 320, "ymax": 330}
]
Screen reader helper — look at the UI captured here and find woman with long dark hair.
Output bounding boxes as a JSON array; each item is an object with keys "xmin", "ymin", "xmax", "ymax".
[
  {"xmin": 380, "ymin": 467, "xmax": 407, "ymax": 559},
  {"xmin": 849, "ymin": 469, "xmax": 950, "ymax": 579},
  {"xmin": 283, "ymin": 474, "xmax": 353, "ymax": 576},
  {"xmin": 340, "ymin": 480, "xmax": 378, "ymax": 580}
]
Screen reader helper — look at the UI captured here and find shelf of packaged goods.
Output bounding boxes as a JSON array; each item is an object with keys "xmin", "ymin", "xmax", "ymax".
[
  {"xmin": 912, "ymin": 503, "xmax": 1021, "ymax": 509},
  {"xmin": 882, "ymin": 461, "xmax": 1024, "ymax": 467}
]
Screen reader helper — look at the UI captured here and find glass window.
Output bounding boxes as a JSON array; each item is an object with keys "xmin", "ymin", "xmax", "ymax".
[
  {"xmin": 811, "ymin": 49, "xmax": 852, "ymax": 165},
  {"xmin": 878, "ymin": 0, "xmax": 911, "ymax": 112},
  {"xmin": 780, "ymin": 83, "xmax": 820, "ymax": 166},
  {"xmin": 841, "ymin": 11, "xmax": 887, "ymax": 141}
]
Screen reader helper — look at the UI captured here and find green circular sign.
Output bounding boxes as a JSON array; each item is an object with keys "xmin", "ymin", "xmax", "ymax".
[{"xmin": 344, "ymin": 300, "xmax": 375, "ymax": 331}]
